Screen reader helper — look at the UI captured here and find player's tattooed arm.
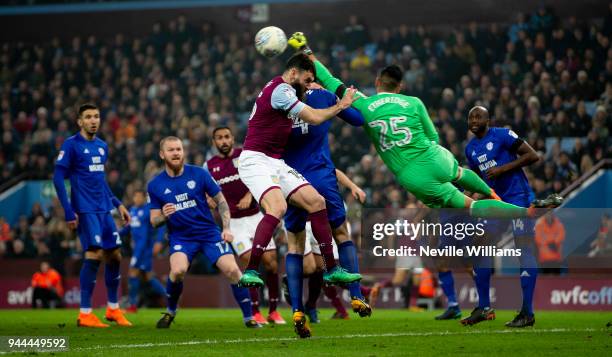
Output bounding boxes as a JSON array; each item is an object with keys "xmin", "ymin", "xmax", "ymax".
[
  {"xmin": 150, "ymin": 209, "xmax": 166, "ymax": 228},
  {"xmin": 151, "ymin": 204, "xmax": 175, "ymax": 228},
  {"xmin": 212, "ymin": 192, "xmax": 231, "ymax": 230}
]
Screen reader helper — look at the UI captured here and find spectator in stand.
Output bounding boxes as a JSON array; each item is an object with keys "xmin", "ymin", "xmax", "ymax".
[
  {"xmin": 589, "ymin": 213, "xmax": 611, "ymax": 257},
  {"xmin": 0, "ymin": 7, "xmax": 611, "ymax": 259},
  {"xmin": 31, "ymin": 261, "xmax": 64, "ymax": 308},
  {"xmin": 535, "ymin": 212, "xmax": 566, "ymax": 274},
  {"xmin": 0, "ymin": 216, "xmax": 10, "ymax": 242}
]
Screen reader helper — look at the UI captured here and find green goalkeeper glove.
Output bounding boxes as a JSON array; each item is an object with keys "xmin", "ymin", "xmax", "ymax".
[{"xmin": 288, "ymin": 32, "xmax": 312, "ymax": 55}]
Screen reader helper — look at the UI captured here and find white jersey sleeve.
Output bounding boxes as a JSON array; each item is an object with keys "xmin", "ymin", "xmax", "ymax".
[{"xmin": 270, "ymin": 83, "xmax": 306, "ymax": 117}]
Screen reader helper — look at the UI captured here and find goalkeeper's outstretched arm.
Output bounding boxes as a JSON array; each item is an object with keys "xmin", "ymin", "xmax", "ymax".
[{"xmin": 288, "ymin": 32, "xmax": 362, "ymax": 101}]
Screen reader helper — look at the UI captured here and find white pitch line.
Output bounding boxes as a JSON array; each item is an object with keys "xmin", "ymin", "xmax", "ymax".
[{"xmin": 75, "ymin": 328, "xmax": 598, "ymax": 352}]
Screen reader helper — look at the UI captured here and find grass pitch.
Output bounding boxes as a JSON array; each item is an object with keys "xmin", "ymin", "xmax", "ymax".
[{"xmin": 0, "ymin": 308, "xmax": 610, "ymax": 356}]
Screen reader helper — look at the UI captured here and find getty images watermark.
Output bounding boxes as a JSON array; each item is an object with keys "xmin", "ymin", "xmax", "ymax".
[
  {"xmin": 360, "ymin": 207, "xmax": 611, "ymax": 270},
  {"xmin": 364, "ymin": 209, "xmax": 524, "ymax": 259}
]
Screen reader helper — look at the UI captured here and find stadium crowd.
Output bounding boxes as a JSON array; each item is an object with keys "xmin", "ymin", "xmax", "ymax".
[{"xmin": 0, "ymin": 4, "xmax": 610, "ymax": 261}]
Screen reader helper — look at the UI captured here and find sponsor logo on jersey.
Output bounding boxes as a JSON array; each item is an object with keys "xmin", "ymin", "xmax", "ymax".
[
  {"xmin": 88, "ymin": 164, "xmax": 105, "ymax": 172},
  {"xmin": 84, "ymin": 148, "xmax": 90, "ymax": 154},
  {"xmin": 164, "ymin": 188, "xmax": 172, "ymax": 194},
  {"xmin": 57, "ymin": 150, "xmax": 64, "ymax": 160}
]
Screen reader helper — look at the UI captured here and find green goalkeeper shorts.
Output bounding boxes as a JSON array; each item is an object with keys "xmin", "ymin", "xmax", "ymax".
[{"xmin": 396, "ymin": 145, "xmax": 465, "ymax": 208}]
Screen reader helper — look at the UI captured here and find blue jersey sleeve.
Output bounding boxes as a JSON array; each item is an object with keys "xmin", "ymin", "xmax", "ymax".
[
  {"xmin": 498, "ymin": 128, "xmax": 523, "ymax": 152},
  {"xmin": 337, "ymin": 107, "xmax": 365, "ymax": 126},
  {"xmin": 147, "ymin": 183, "xmax": 163, "ymax": 210},
  {"xmin": 53, "ymin": 165, "xmax": 75, "ymax": 221},
  {"xmin": 464, "ymin": 143, "xmax": 480, "ymax": 172},
  {"xmin": 55, "ymin": 140, "xmax": 73, "ymax": 169},
  {"xmin": 200, "ymin": 168, "xmax": 221, "ymax": 197},
  {"xmin": 316, "ymin": 89, "xmax": 364, "ymax": 126}
]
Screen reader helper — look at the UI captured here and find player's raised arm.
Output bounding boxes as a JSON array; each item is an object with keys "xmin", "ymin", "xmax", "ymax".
[
  {"xmin": 269, "ymin": 71, "xmax": 356, "ymax": 125},
  {"xmin": 289, "ymin": 32, "xmax": 367, "ymax": 110},
  {"xmin": 337, "ymin": 99, "xmax": 365, "ymax": 126},
  {"xmin": 297, "ymin": 87, "xmax": 357, "ymax": 125},
  {"xmin": 416, "ymin": 98, "xmax": 439, "ymax": 144}
]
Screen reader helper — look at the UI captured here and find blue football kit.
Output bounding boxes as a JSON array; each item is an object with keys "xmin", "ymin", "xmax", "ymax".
[
  {"xmin": 283, "ymin": 88, "xmax": 364, "ymax": 232},
  {"xmin": 147, "ymin": 164, "xmax": 231, "ymax": 264}
]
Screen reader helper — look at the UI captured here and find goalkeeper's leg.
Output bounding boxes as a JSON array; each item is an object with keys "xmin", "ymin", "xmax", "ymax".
[
  {"xmin": 453, "ymin": 167, "xmax": 500, "ymax": 200},
  {"xmin": 445, "ymin": 187, "xmax": 529, "ymax": 218}
]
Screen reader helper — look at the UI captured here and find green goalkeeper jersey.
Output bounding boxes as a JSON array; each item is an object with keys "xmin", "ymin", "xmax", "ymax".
[{"xmin": 314, "ymin": 61, "xmax": 439, "ymax": 176}]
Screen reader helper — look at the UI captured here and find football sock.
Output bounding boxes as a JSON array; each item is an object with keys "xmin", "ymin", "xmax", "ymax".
[
  {"xmin": 246, "ymin": 214, "xmax": 279, "ymax": 271},
  {"xmin": 308, "ymin": 209, "xmax": 337, "ymax": 270},
  {"xmin": 323, "ymin": 286, "xmax": 346, "ymax": 314},
  {"xmin": 79, "ymin": 259, "xmax": 100, "ymax": 313},
  {"xmin": 286, "ymin": 253, "xmax": 304, "ymax": 312},
  {"xmin": 149, "ymin": 277, "xmax": 166, "ymax": 296},
  {"xmin": 166, "ymin": 278, "xmax": 183, "ymax": 314},
  {"xmin": 473, "ymin": 267, "xmax": 492, "ymax": 309},
  {"xmin": 438, "ymin": 271, "xmax": 459, "ymax": 307},
  {"xmin": 338, "ymin": 240, "xmax": 363, "ymax": 298},
  {"xmin": 470, "ymin": 199, "xmax": 528, "ymax": 219},
  {"xmin": 231, "ymin": 284, "xmax": 252, "ymax": 319},
  {"xmin": 249, "ymin": 287, "xmax": 260, "ymax": 314},
  {"xmin": 104, "ymin": 261, "xmax": 121, "ymax": 307},
  {"xmin": 455, "ymin": 168, "xmax": 492, "ymax": 196},
  {"xmin": 519, "ymin": 247, "xmax": 538, "ymax": 316},
  {"xmin": 305, "ymin": 271, "xmax": 323, "ymax": 310},
  {"xmin": 266, "ymin": 272, "xmax": 280, "ymax": 313},
  {"xmin": 128, "ymin": 276, "xmax": 140, "ymax": 306}
]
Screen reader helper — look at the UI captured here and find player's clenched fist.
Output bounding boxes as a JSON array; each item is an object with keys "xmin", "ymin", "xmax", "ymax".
[
  {"xmin": 221, "ymin": 229, "xmax": 234, "ymax": 243},
  {"xmin": 162, "ymin": 203, "xmax": 176, "ymax": 218},
  {"xmin": 288, "ymin": 32, "xmax": 308, "ymax": 50}
]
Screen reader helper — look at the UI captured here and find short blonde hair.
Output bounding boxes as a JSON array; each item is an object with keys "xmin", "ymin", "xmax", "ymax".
[{"xmin": 159, "ymin": 136, "xmax": 181, "ymax": 150}]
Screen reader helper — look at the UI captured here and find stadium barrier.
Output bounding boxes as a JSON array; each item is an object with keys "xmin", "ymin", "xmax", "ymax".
[{"xmin": 1, "ymin": 259, "xmax": 610, "ymax": 311}]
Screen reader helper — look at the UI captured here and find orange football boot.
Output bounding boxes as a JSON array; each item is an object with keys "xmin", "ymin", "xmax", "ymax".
[
  {"xmin": 105, "ymin": 307, "xmax": 133, "ymax": 326},
  {"xmin": 490, "ymin": 189, "xmax": 502, "ymax": 201},
  {"xmin": 77, "ymin": 312, "xmax": 110, "ymax": 328}
]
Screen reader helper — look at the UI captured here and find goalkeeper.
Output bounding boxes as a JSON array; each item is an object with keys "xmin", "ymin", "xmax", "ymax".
[{"xmin": 287, "ymin": 33, "xmax": 561, "ymax": 217}]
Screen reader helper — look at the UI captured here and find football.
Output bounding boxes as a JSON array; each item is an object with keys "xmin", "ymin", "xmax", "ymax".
[{"xmin": 254, "ymin": 26, "xmax": 287, "ymax": 58}]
